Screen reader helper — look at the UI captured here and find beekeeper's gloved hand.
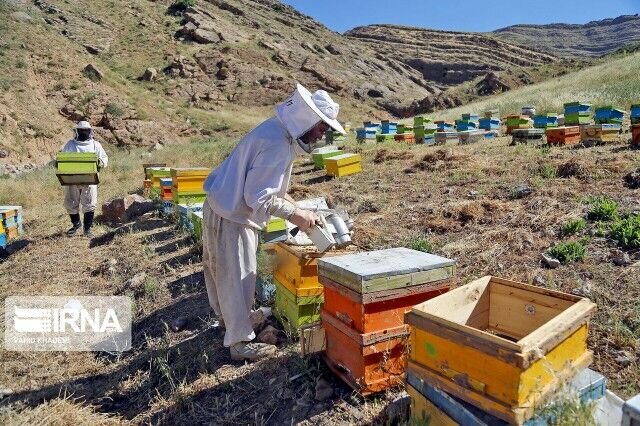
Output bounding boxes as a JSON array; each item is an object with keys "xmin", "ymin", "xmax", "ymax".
[{"xmin": 289, "ymin": 209, "xmax": 319, "ymax": 232}]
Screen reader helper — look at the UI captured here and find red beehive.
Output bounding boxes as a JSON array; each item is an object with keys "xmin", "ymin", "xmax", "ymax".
[
  {"xmin": 321, "ymin": 276, "xmax": 451, "ymax": 334},
  {"xmin": 321, "ymin": 310, "xmax": 408, "ymax": 395},
  {"xmin": 632, "ymin": 124, "xmax": 640, "ymax": 148},
  {"xmin": 546, "ymin": 126, "xmax": 581, "ymax": 146}
]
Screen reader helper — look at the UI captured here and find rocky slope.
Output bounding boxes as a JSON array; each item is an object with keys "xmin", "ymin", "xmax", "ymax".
[{"xmin": 493, "ymin": 14, "xmax": 640, "ymax": 57}]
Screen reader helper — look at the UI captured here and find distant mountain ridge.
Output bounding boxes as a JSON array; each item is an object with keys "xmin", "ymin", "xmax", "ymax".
[{"xmin": 492, "ymin": 14, "xmax": 640, "ymax": 56}]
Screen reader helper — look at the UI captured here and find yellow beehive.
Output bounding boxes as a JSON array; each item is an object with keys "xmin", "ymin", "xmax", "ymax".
[
  {"xmin": 324, "ymin": 153, "xmax": 362, "ymax": 177},
  {"xmin": 171, "ymin": 168, "xmax": 209, "ymax": 194},
  {"xmin": 406, "ymin": 276, "xmax": 596, "ymax": 425}
]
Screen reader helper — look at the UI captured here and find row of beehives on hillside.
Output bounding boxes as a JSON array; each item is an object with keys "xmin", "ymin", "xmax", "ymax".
[
  {"xmin": 511, "ymin": 123, "xmax": 639, "ymax": 147},
  {"xmin": 311, "ymin": 146, "xmax": 362, "ymax": 178},
  {"xmin": 0, "ymin": 206, "xmax": 24, "ymax": 250},
  {"xmin": 269, "ymin": 240, "xmax": 624, "ymax": 424}
]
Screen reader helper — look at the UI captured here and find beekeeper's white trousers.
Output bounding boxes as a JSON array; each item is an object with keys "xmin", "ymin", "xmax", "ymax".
[
  {"xmin": 202, "ymin": 201, "xmax": 258, "ymax": 347},
  {"xmin": 63, "ymin": 185, "xmax": 98, "ymax": 214}
]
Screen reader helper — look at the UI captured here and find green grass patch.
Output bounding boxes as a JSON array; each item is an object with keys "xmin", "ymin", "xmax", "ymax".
[
  {"xmin": 538, "ymin": 162, "xmax": 557, "ymax": 179},
  {"xmin": 562, "ymin": 218, "xmax": 587, "ymax": 236},
  {"xmin": 609, "ymin": 214, "xmax": 640, "ymax": 250},
  {"xmin": 586, "ymin": 196, "xmax": 619, "ymax": 221},
  {"xmin": 549, "ymin": 240, "xmax": 587, "ymax": 263},
  {"xmin": 105, "ymin": 102, "xmax": 124, "ymax": 117},
  {"xmin": 405, "ymin": 236, "xmax": 433, "ymax": 253}
]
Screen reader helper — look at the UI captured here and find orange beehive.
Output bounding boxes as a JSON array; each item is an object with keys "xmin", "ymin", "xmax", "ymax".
[
  {"xmin": 321, "ymin": 310, "xmax": 408, "ymax": 395},
  {"xmin": 394, "ymin": 133, "xmax": 416, "ymax": 144},
  {"xmin": 632, "ymin": 124, "xmax": 640, "ymax": 148},
  {"xmin": 321, "ymin": 276, "xmax": 451, "ymax": 334},
  {"xmin": 546, "ymin": 126, "xmax": 581, "ymax": 146}
]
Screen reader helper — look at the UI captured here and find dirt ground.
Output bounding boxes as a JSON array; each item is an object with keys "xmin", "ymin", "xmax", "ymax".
[{"xmin": 0, "ymin": 134, "xmax": 639, "ymax": 424}]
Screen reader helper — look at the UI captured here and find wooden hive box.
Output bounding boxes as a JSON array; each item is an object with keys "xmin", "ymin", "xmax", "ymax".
[
  {"xmin": 176, "ymin": 203, "xmax": 204, "ymax": 229},
  {"xmin": 5, "ymin": 225, "xmax": 18, "ymax": 241},
  {"xmin": 191, "ymin": 211, "xmax": 203, "ymax": 243},
  {"xmin": 324, "ymin": 153, "xmax": 362, "ymax": 177},
  {"xmin": 511, "ymin": 128, "xmax": 545, "ymax": 145},
  {"xmin": 545, "ymin": 126, "xmax": 581, "ymax": 146},
  {"xmin": 376, "ymin": 133, "xmax": 396, "ymax": 143},
  {"xmin": 435, "ymin": 121, "xmax": 455, "ymax": 131},
  {"xmin": 171, "ymin": 168, "xmax": 209, "ymax": 194},
  {"xmin": 455, "ymin": 120, "xmax": 478, "ymax": 131},
  {"xmin": 148, "ymin": 168, "xmax": 172, "ymax": 188},
  {"xmin": 458, "ymin": 130, "xmax": 484, "ymax": 145},
  {"xmin": 631, "ymin": 104, "xmax": 640, "ymax": 124},
  {"xmin": 395, "ymin": 133, "xmax": 416, "ymax": 144},
  {"xmin": 143, "ymin": 163, "xmax": 167, "ymax": 179},
  {"xmin": 311, "ymin": 147, "xmax": 343, "ymax": 169},
  {"xmin": 414, "ymin": 116, "xmax": 433, "ymax": 127},
  {"xmin": 632, "ymin": 124, "xmax": 640, "ymax": 147},
  {"xmin": 406, "ymin": 276, "xmax": 596, "ymax": 425},
  {"xmin": 581, "ymin": 124, "xmax": 621, "ymax": 146},
  {"xmin": 265, "ymin": 217, "xmax": 286, "ymax": 233},
  {"xmin": 321, "ymin": 309, "xmax": 408, "ymax": 395},
  {"xmin": 435, "ymin": 131, "xmax": 459, "ymax": 145},
  {"xmin": 564, "ymin": 102, "xmax": 592, "ymax": 115},
  {"xmin": 56, "ymin": 152, "xmax": 99, "ymax": 185},
  {"xmin": 160, "ymin": 178, "xmax": 173, "ymax": 201},
  {"xmin": 318, "ymin": 247, "xmax": 455, "ymax": 295},
  {"xmin": 274, "ymin": 243, "xmax": 357, "ymax": 298},
  {"xmin": 407, "ymin": 368, "xmax": 606, "ymax": 426},
  {"xmin": 479, "ymin": 118, "xmax": 500, "ymax": 130},
  {"xmin": 274, "ymin": 277, "xmax": 323, "ymax": 334}
]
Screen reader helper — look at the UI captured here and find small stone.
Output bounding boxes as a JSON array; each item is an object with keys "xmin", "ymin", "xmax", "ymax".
[
  {"xmin": 83, "ymin": 44, "xmax": 102, "ymax": 55},
  {"xmin": 256, "ymin": 325, "xmax": 280, "ymax": 345},
  {"xmin": 512, "ymin": 184, "xmax": 533, "ymax": 199},
  {"xmin": 467, "ymin": 190, "xmax": 480, "ymax": 199},
  {"xmin": 249, "ymin": 309, "xmax": 268, "ymax": 331},
  {"xmin": 314, "ymin": 378, "xmax": 333, "ymax": 401},
  {"xmin": 152, "ymin": 142, "xmax": 163, "ymax": 151},
  {"xmin": 84, "ymin": 64, "xmax": 104, "ymax": 81},
  {"xmin": 170, "ymin": 316, "xmax": 189, "ymax": 332},
  {"xmin": 11, "ymin": 11, "xmax": 32, "ymax": 22},
  {"xmin": 612, "ymin": 251, "xmax": 632, "ymax": 267},
  {"xmin": 615, "ymin": 352, "xmax": 633, "ymax": 368},
  {"xmin": 0, "ymin": 388, "xmax": 14, "ymax": 399},
  {"xmin": 130, "ymin": 272, "xmax": 147, "ymax": 287},
  {"xmin": 24, "ymin": 127, "xmax": 36, "ymax": 136},
  {"xmin": 141, "ymin": 67, "xmax": 157, "ymax": 81},
  {"xmin": 541, "ymin": 253, "xmax": 560, "ymax": 269},
  {"xmin": 571, "ymin": 281, "xmax": 592, "ymax": 298},
  {"xmin": 0, "ymin": 149, "xmax": 8, "ymax": 158},
  {"xmin": 533, "ymin": 275, "xmax": 546, "ymax": 286}
]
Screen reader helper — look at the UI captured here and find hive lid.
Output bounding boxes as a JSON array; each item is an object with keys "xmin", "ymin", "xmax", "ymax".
[
  {"xmin": 170, "ymin": 168, "xmax": 210, "ymax": 177},
  {"xmin": 56, "ymin": 152, "xmax": 98, "ymax": 162},
  {"xmin": 319, "ymin": 247, "xmax": 454, "ymax": 283}
]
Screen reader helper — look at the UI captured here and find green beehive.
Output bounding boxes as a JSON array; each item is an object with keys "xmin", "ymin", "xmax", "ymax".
[
  {"xmin": 274, "ymin": 278, "xmax": 323, "ymax": 335},
  {"xmin": 413, "ymin": 116, "xmax": 433, "ymax": 127},
  {"xmin": 56, "ymin": 152, "xmax": 99, "ymax": 185},
  {"xmin": 312, "ymin": 148, "xmax": 343, "ymax": 169}
]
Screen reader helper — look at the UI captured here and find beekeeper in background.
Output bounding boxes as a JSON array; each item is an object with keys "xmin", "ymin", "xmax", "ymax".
[
  {"xmin": 61, "ymin": 121, "xmax": 108, "ymax": 238},
  {"xmin": 202, "ymin": 83, "xmax": 345, "ymax": 361}
]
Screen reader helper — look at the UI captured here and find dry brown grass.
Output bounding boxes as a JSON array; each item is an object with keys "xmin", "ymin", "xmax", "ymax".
[{"xmin": 0, "ymin": 395, "xmax": 124, "ymax": 425}]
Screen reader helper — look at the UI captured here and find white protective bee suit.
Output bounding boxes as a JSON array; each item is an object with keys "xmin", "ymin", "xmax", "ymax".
[
  {"xmin": 61, "ymin": 137, "xmax": 109, "ymax": 214},
  {"xmin": 202, "ymin": 83, "xmax": 345, "ymax": 347}
]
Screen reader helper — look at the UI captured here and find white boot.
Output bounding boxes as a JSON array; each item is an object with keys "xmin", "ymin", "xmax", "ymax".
[{"xmin": 230, "ymin": 342, "xmax": 276, "ymax": 361}]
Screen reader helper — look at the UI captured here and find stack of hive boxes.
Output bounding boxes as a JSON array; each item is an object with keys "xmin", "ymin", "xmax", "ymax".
[
  {"xmin": 0, "ymin": 206, "xmax": 23, "ymax": 246},
  {"xmin": 581, "ymin": 123, "xmax": 621, "ymax": 146},
  {"xmin": 455, "ymin": 113, "xmax": 479, "ymax": 131},
  {"xmin": 55, "ymin": 152, "xmax": 99, "ymax": 185},
  {"xmin": 311, "ymin": 146, "xmax": 342, "ymax": 170},
  {"xmin": 546, "ymin": 126, "xmax": 581, "ymax": 146},
  {"xmin": 594, "ymin": 106, "xmax": 625, "ymax": 125},
  {"xmin": 413, "ymin": 116, "xmax": 437, "ymax": 144},
  {"xmin": 262, "ymin": 217, "xmax": 288, "ymax": 244},
  {"xmin": 533, "ymin": 113, "xmax": 559, "ymax": 129},
  {"xmin": 632, "ymin": 105, "xmax": 640, "ymax": 147},
  {"xmin": 148, "ymin": 167, "xmax": 171, "ymax": 190},
  {"xmin": 458, "ymin": 130, "xmax": 485, "ymax": 145},
  {"xmin": 324, "ymin": 153, "xmax": 362, "ymax": 177},
  {"xmin": 505, "ymin": 115, "xmax": 532, "ymax": 134},
  {"xmin": 171, "ymin": 168, "xmax": 208, "ymax": 206},
  {"xmin": 511, "ymin": 128, "xmax": 545, "ymax": 145},
  {"xmin": 160, "ymin": 178, "xmax": 173, "ymax": 216},
  {"xmin": 273, "ymin": 243, "xmax": 354, "ymax": 335},
  {"xmin": 435, "ymin": 131, "xmax": 459, "ymax": 145},
  {"xmin": 143, "ymin": 163, "xmax": 166, "ymax": 196},
  {"xmin": 478, "ymin": 116, "xmax": 500, "ymax": 131},
  {"xmin": 356, "ymin": 127, "xmax": 377, "ymax": 144},
  {"xmin": 405, "ymin": 275, "xmax": 596, "ymax": 425},
  {"xmin": 317, "ymin": 248, "xmax": 455, "ymax": 394},
  {"xmin": 564, "ymin": 102, "xmax": 593, "ymax": 126},
  {"xmin": 435, "ymin": 121, "xmax": 455, "ymax": 132},
  {"xmin": 377, "ymin": 120, "xmax": 397, "ymax": 143}
]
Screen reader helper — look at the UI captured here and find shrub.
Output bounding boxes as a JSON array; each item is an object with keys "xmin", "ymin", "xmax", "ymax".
[
  {"xmin": 406, "ymin": 236, "xmax": 433, "ymax": 253},
  {"xmin": 587, "ymin": 196, "xmax": 619, "ymax": 221},
  {"xmin": 539, "ymin": 162, "xmax": 556, "ymax": 179},
  {"xmin": 562, "ymin": 218, "xmax": 586, "ymax": 236},
  {"xmin": 609, "ymin": 214, "xmax": 640, "ymax": 250},
  {"xmin": 105, "ymin": 102, "xmax": 124, "ymax": 117},
  {"xmin": 171, "ymin": 0, "xmax": 196, "ymax": 12},
  {"xmin": 549, "ymin": 240, "xmax": 586, "ymax": 263}
]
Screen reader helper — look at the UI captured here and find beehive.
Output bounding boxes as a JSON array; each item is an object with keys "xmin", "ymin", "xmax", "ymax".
[
  {"xmin": 324, "ymin": 153, "xmax": 362, "ymax": 177},
  {"xmin": 545, "ymin": 126, "xmax": 581, "ymax": 146},
  {"xmin": 632, "ymin": 124, "xmax": 640, "ymax": 147},
  {"xmin": 395, "ymin": 133, "xmax": 416, "ymax": 144},
  {"xmin": 435, "ymin": 121, "xmax": 455, "ymax": 132},
  {"xmin": 479, "ymin": 118, "xmax": 500, "ymax": 130},
  {"xmin": 148, "ymin": 167, "xmax": 172, "ymax": 189},
  {"xmin": 594, "ymin": 106, "xmax": 625, "ymax": 125},
  {"xmin": 581, "ymin": 124, "xmax": 621, "ymax": 146},
  {"xmin": 176, "ymin": 202, "xmax": 204, "ymax": 230},
  {"xmin": 0, "ymin": 232, "xmax": 6, "ymax": 249},
  {"xmin": 455, "ymin": 120, "xmax": 478, "ymax": 131},
  {"xmin": 274, "ymin": 277, "xmax": 323, "ymax": 334},
  {"xmin": 533, "ymin": 113, "xmax": 559, "ymax": 129},
  {"xmin": 414, "ymin": 116, "xmax": 433, "ymax": 127},
  {"xmin": 143, "ymin": 163, "xmax": 167, "ymax": 179},
  {"xmin": 631, "ymin": 104, "xmax": 640, "ymax": 124},
  {"xmin": 564, "ymin": 102, "xmax": 593, "ymax": 126},
  {"xmin": 505, "ymin": 115, "xmax": 532, "ymax": 134},
  {"xmin": 171, "ymin": 168, "xmax": 209, "ymax": 204},
  {"xmin": 435, "ymin": 131, "xmax": 459, "ymax": 145},
  {"xmin": 407, "ymin": 368, "xmax": 606, "ymax": 426},
  {"xmin": 414, "ymin": 124, "xmax": 437, "ymax": 143},
  {"xmin": 511, "ymin": 128, "xmax": 545, "ymax": 145},
  {"xmin": 160, "ymin": 178, "xmax": 173, "ymax": 201},
  {"xmin": 311, "ymin": 147, "xmax": 342, "ymax": 169},
  {"xmin": 376, "ymin": 133, "xmax": 395, "ymax": 143},
  {"xmin": 56, "ymin": 152, "xmax": 99, "ymax": 185},
  {"xmin": 458, "ymin": 130, "xmax": 484, "ymax": 145},
  {"xmin": 406, "ymin": 276, "xmax": 596, "ymax": 424},
  {"xmin": 381, "ymin": 120, "xmax": 398, "ymax": 134},
  {"xmin": 322, "ymin": 309, "xmax": 408, "ymax": 395}
]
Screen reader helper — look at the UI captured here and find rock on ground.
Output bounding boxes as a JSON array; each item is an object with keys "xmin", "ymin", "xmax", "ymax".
[{"xmin": 101, "ymin": 194, "xmax": 154, "ymax": 223}]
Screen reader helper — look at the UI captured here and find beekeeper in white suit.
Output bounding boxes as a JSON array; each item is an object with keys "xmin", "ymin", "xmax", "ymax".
[
  {"xmin": 202, "ymin": 83, "xmax": 345, "ymax": 361},
  {"xmin": 60, "ymin": 121, "xmax": 108, "ymax": 238}
]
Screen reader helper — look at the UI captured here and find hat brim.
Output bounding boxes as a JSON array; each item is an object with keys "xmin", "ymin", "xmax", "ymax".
[{"xmin": 296, "ymin": 83, "xmax": 346, "ymax": 135}]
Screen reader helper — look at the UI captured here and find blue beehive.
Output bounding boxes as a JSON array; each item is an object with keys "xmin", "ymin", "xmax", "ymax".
[
  {"xmin": 479, "ymin": 118, "xmax": 500, "ymax": 130},
  {"xmin": 435, "ymin": 121, "xmax": 455, "ymax": 132},
  {"xmin": 564, "ymin": 102, "xmax": 592, "ymax": 115},
  {"xmin": 462, "ymin": 113, "xmax": 480, "ymax": 122},
  {"xmin": 176, "ymin": 203, "xmax": 204, "ymax": 230},
  {"xmin": 533, "ymin": 114, "xmax": 559, "ymax": 129},
  {"xmin": 631, "ymin": 104, "xmax": 640, "ymax": 123},
  {"xmin": 594, "ymin": 106, "xmax": 625, "ymax": 124},
  {"xmin": 456, "ymin": 120, "xmax": 478, "ymax": 131},
  {"xmin": 0, "ymin": 232, "xmax": 6, "ymax": 249},
  {"xmin": 381, "ymin": 120, "xmax": 398, "ymax": 134}
]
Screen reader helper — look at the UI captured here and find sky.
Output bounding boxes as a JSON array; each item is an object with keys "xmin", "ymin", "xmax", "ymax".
[{"xmin": 281, "ymin": 0, "xmax": 639, "ymax": 33}]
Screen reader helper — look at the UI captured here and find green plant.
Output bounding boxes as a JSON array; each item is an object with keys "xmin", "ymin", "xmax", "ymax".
[
  {"xmin": 535, "ymin": 395, "xmax": 596, "ymax": 426},
  {"xmin": 548, "ymin": 240, "xmax": 586, "ymax": 263},
  {"xmin": 105, "ymin": 102, "xmax": 124, "ymax": 117},
  {"xmin": 538, "ymin": 162, "xmax": 556, "ymax": 179},
  {"xmin": 144, "ymin": 277, "xmax": 160, "ymax": 299},
  {"xmin": 587, "ymin": 196, "xmax": 619, "ymax": 221},
  {"xmin": 609, "ymin": 214, "xmax": 640, "ymax": 250},
  {"xmin": 406, "ymin": 236, "xmax": 433, "ymax": 253},
  {"xmin": 15, "ymin": 59, "xmax": 25, "ymax": 69},
  {"xmin": 562, "ymin": 218, "xmax": 586, "ymax": 236}
]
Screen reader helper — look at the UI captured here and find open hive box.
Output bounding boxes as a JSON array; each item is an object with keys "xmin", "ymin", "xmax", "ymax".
[
  {"xmin": 406, "ymin": 276, "xmax": 596, "ymax": 425},
  {"xmin": 56, "ymin": 152, "xmax": 99, "ymax": 185}
]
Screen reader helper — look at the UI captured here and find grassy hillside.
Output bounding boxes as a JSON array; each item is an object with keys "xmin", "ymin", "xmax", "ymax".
[{"xmin": 437, "ymin": 51, "xmax": 640, "ymax": 119}]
